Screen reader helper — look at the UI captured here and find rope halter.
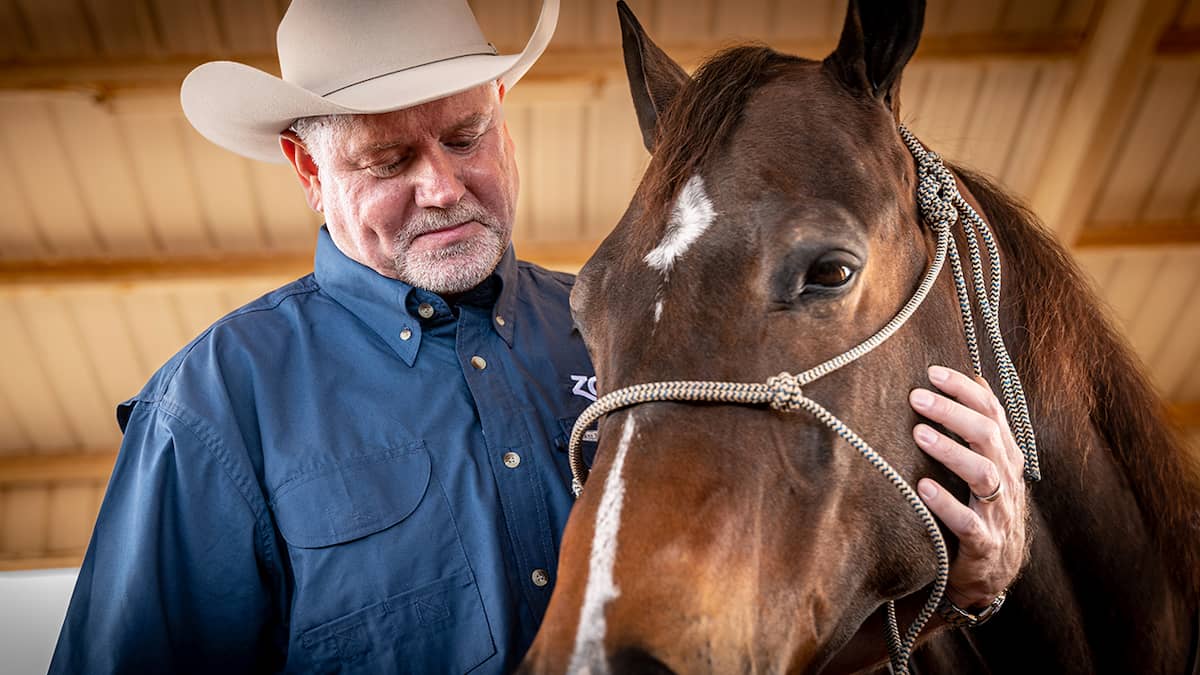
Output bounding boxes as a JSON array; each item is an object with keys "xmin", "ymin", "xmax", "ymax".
[{"xmin": 566, "ymin": 124, "xmax": 1041, "ymax": 675}]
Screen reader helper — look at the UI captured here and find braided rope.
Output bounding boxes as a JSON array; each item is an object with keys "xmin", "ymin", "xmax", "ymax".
[
  {"xmin": 897, "ymin": 126, "xmax": 1041, "ymax": 481},
  {"xmin": 566, "ymin": 125, "xmax": 1041, "ymax": 673}
]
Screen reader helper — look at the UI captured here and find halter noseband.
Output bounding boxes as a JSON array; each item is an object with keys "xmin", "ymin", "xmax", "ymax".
[{"xmin": 566, "ymin": 124, "xmax": 1040, "ymax": 674}]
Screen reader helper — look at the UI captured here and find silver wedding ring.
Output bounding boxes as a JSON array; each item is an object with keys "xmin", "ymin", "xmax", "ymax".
[{"xmin": 973, "ymin": 481, "xmax": 1003, "ymax": 503}]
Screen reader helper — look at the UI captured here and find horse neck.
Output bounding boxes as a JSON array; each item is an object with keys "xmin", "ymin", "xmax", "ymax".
[
  {"xmin": 985, "ymin": 408, "xmax": 1198, "ymax": 673},
  {"xmin": 961, "ymin": 202, "xmax": 1199, "ymax": 672},
  {"xmin": 924, "ymin": 166, "xmax": 1200, "ymax": 670}
]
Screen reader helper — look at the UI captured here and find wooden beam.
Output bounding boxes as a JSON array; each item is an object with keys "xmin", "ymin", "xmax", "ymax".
[
  {"xmin": 0, "ymin": 452, "xmax": 116, "ymax": 485},
  {"xmin": 0, "ymin": 240, "xmax": 601, "ymax": 289},
  {"xmin": 2, "ymin": 221, "xmax": 1198, "ymax": 291},
  {"xmin": 1157, "ymin": 26, "xmax": 1200, "ymax": 56},
  {"xmin": 0, "ymin": 34, "xmax": 1088, "ymax": 96},
  {"xmin": 0, "ymin": 553, "xmax": 84, "ymax": 572},
  {"xmin": 1170, "ymin": 401, "xmax": 1200, "ymax": 430},
  {"xmin": 1074, "ymin": 221, "xmax": 1200, "ymax": 250},
  {"xmin": 0, "ymin": 251, "xmax": 310, "ymax": 288},
  {"xmin": 1029, "ymin": 0, "xmax": 1176, "ymax": 245}
]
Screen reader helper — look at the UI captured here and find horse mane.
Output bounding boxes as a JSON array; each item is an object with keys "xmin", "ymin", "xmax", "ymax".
[
  {"xmin": 640, "ymin": 45, "xmax": 800, "ymax": 221},
  {"xmin": 951, "ymin": 165, "xmax": 1200, "ymax": 601}
]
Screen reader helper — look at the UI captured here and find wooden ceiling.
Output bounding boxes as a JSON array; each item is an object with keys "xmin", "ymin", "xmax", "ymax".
[{"xmin": 0, "ymin": 0, "xmax": 1197, "ymax": 569}]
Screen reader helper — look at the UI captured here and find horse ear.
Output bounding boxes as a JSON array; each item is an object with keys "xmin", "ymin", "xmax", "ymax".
[
  {"xmin": 826, "ymin": 0, "xmax": 925, "ymax": 112},
  {"xmin": 618, "ymin": 0, "xmax": 690, "ymax": 152}
]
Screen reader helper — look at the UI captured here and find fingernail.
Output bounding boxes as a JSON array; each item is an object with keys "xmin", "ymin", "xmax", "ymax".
[
  {"xmin": 915, "ymin": 426, "xmax": 937, "ymax": 445},
  {"xmin": 911, "ymin": 389, "xmax": 934, "ymax": 409},
  {"xmin": 918, "ymin": 481, "xmax": 938, "ymax": 500},
  {"xmin": 928, "ymin": 365, "xmax": 949, "ymax": 384}
]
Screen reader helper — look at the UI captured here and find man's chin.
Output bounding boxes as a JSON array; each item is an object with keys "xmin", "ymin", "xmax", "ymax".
[{"xmin": 394, "ymin": 249, "xmax": 502, "ymax": 295}]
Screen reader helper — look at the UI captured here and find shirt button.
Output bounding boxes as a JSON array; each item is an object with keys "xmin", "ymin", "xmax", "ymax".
[
  {"xmin": 502, "ymin": 452, "xmax": 521, "ymax": 468},
  {"xmin": 495, "ymin": 315, "xmax": 506, "ymax": 326},
  {"xmin": 531, "ymin": 568, "xmax": 550, "ymax": 587},
  {"xmin": 470, "ymin": 355, "xmax": 487, "ymax": 370},
  {"xmin": 399, "ymin": 328, "xmax": 412, "ymax": 341},
  {"xmin": 417, "ymin": 303, "xmax": 435, "ymax": 319}
]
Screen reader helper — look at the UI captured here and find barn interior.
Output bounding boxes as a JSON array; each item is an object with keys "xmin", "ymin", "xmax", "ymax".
[{"xmin": 0, "ymin": 0, "xmax": 1197, "ymax": 665}]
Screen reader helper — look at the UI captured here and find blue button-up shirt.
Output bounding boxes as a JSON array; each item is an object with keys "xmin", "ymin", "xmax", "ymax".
[{"xmin": 51, "ymin": 227, "xmax": 597, "ymax": 674}]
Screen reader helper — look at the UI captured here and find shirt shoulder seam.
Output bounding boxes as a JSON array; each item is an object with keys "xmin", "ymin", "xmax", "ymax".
[
  {"xmin": 142, "ymin": 398, "xmax": 282, "ymax": 574},
  {"xmin": 148, "ymin": 278, "xmax": 321, "ymax": 398}
]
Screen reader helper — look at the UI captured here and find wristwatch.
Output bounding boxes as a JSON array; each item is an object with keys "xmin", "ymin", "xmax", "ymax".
[{"xmin": 937, "ymin": 590, "xmax": 1006, "ymax": 628}]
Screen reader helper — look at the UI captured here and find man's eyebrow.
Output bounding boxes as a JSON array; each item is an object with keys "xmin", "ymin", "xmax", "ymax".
[
  {"xmin": 352, "ymin": 112, "xmax": 493, "ymax": 158},
  {"xmin": 353, "ymin": 138, "xmax": 408, "ymax": 158},
  {"xmin": 446, "ymin": 111, "xmax": 492, "ymax": 135}
]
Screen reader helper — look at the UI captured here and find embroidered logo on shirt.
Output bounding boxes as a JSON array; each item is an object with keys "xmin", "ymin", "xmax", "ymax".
[{"xmin": 571, "ymin": 375, "xmax": 597, "ymax": 402}]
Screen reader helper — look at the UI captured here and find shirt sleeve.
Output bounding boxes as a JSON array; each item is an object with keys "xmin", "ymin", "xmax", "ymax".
[{"xmin": 49, "ymin": 399, "xmax": 286, "ymax": 674}]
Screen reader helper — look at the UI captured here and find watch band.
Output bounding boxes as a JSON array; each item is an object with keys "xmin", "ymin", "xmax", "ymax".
[{"xmin": 937, "ymin": 590, "xmax": 1006, "ymax": 628}]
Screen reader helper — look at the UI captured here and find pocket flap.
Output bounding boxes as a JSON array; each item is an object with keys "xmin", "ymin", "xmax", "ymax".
[{"xmin": 273, "ymin": 444, "xmax": 431, "ymax": 549}]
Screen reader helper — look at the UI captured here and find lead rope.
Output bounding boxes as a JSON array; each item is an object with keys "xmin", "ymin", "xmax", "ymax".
[{"xmin": 567, "ymin": 125, "xmax": 1040, "ymax": 674}]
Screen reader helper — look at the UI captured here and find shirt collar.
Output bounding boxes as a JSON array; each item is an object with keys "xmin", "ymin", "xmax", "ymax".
[{"xmin": 313, "ymin": 227, "xmax": 517, "ymax": 366}]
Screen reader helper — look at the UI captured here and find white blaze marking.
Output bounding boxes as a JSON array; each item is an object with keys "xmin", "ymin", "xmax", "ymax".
[
  {"xmin": 568, "ymin": 416, "xmax": 638, "ymax": 674},
  {"xmin": 643, "ymin": 174, "xmax": 716, "ymax": 274}
]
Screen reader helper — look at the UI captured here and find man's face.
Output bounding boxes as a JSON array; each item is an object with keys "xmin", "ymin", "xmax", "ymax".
[{"xmin": 304, "ymin": 84, "xmax": 518, "ymax": 294}]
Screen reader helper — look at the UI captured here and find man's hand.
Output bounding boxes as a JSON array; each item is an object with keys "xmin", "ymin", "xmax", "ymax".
[{"xmin": 908, "ymin": 364, "xmax": 1027, "ymax": 608}]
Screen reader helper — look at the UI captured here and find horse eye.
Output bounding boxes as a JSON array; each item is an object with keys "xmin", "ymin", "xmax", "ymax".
[{"xmin": 806, "ymin": 259, "xmax": 855, "ymax": 289}]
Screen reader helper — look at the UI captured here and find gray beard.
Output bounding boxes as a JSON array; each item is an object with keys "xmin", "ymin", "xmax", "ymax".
[
  {"xmin": 391, "ymin": 223, "xmax": 507, "ymax": 294},
  {"xmin": 389, "ymin": 197, "xmax": 510, "ymax": 294}
]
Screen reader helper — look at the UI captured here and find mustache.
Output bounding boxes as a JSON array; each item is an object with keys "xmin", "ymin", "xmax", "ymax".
[{"xmin": 404, "ymin": 200, "xmax": 497, "ymax": 237}]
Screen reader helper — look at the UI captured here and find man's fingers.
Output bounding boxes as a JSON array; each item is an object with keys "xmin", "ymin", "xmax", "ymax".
[
  {"xmin": 916, "ymin": 478, "xmax": 985, "ymax": 546},
  {"xmin": 914, "ymin": 423, "xmax": 1001, "ymax": 499},
  {"xmin": 927, "ymin": 366, "xmax": 1023, "ymax": 467},
  {"xmin": 909, "ymin": 386, "xmax": 1005, "ymax": 463},
  {"xmin": 927, "ymin": 365, "xmax": 999, "ymax": 419}
]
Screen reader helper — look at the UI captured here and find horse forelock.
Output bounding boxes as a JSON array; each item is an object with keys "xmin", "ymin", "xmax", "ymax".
[
  {"xmin": 638, "ymin": 45, "xmax": 801, "ymax": 230},
  {"xmin": 954, "ymin": 165, "xmax": 1200, "ymax": 602}
]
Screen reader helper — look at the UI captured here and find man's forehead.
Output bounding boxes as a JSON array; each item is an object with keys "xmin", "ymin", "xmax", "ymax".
[{"xmin": 341, "ymin": 84, "xmax": 500, "ymax": 151}]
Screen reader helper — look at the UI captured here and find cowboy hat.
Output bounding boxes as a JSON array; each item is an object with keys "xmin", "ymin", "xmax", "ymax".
[{"xmin": 181, "ymin": 0, "xmax": 559, "ymax": 164}]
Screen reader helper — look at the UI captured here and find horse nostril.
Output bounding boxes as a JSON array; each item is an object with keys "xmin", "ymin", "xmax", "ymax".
[{"xmin": 610, "ymin": 646, "xmax": 677, "ymax": 675}]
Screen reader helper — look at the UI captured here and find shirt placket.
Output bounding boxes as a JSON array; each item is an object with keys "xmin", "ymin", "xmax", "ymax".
[{"xmin": 454, "ymin": 303, "xmax": 559, "ymax": 622}]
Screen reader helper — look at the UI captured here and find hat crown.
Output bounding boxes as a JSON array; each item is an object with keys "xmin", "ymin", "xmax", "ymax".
[{"xmin": 277, "ymin": 0, "xmax": 495, "ymax": 96}]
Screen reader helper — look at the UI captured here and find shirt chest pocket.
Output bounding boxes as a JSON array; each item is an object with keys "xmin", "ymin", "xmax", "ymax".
[{"xmin": 272, "ymin": 444, "xmax": 496, "ymax": 674}]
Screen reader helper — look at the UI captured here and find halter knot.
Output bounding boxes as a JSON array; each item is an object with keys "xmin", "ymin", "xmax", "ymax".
[
  {"xmin": 915, "ymin": 161, "xmax": 958, "ymax": 230},
  {"xmin": 766, "ymin": 372, "xmax": 804, "ymax": 412}
]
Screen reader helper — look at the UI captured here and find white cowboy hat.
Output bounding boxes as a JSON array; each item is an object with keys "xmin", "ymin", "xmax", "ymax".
[{"xmin": 181, "ymin": 0, "xmax": 559, "ymax": 164}]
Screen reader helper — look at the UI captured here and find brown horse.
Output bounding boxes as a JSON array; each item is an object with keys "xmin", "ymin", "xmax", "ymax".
[{"xmin": 521, "ymin": 0, "xmax": 1200, "ymax": 673}]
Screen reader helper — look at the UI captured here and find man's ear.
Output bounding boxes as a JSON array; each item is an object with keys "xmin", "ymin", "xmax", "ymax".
[
  {"xmin": 280, "ymin": 130, "xmax": 323, "ymax": 214},
  {"xmin": 825, "ymin": 0, "xmax": 924, "ymax": 114},
  {"xmin": 618, "ymin": 0, "xmax": 689, "ymax": 153}
]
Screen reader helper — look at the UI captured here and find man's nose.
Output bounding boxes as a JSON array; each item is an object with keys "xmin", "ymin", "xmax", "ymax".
[{"xmin": 413, "ymin": 148, "xmax": 466, "ymax": 209}]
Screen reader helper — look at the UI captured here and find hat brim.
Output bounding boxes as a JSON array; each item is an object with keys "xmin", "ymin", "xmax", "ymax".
[{"xmin": 181, "ymin": 0, "xmax": 557, "ymax": 164}]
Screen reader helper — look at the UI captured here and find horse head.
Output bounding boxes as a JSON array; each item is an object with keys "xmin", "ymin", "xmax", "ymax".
[
  {"xmin": 523, "ymin": 0, "xmax": 1200, "ymax": 672},
  {"xmin": 521, "ymin": 0, "xmax": 994, "ymax": 671}
]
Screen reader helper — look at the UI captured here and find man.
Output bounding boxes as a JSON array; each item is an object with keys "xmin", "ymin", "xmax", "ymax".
[{"xmin": 51, "ymin": 1, "xmax": 1026, "ymax": 673}]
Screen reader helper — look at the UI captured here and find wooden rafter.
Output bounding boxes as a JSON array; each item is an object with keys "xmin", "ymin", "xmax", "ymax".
[
  {"xmin": 0, "ymin": 451, "xmax": 116, "ymax": 485},
  {"xmin": 4, "ymin": 219, "xmax": 1199, "ymax": 290},
  {"xmin": 0, "ymin": 33, "xmax": 1092, "ymax": 96},
  {"xmin": 1157, "ymin": 26, "xmax": 1200, "ymax": 56},
  {"xmin": 0, "ymin": 240, "xmax": 599, "ymax": 289},
  {"xmin": 1075, "ymin": 221, "xmax": 1200, "ymax": 250},
  {"xmin": 0, "ymin": 554, "xmax": 84, "ymax": 572},
  {"xmin": 1029, "ymin": 0, "xmax": 1177, "ymax": 246},
  {"xmin": 1172, "ymin": 401, "xmax": 1200, "ymax": 430}
]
